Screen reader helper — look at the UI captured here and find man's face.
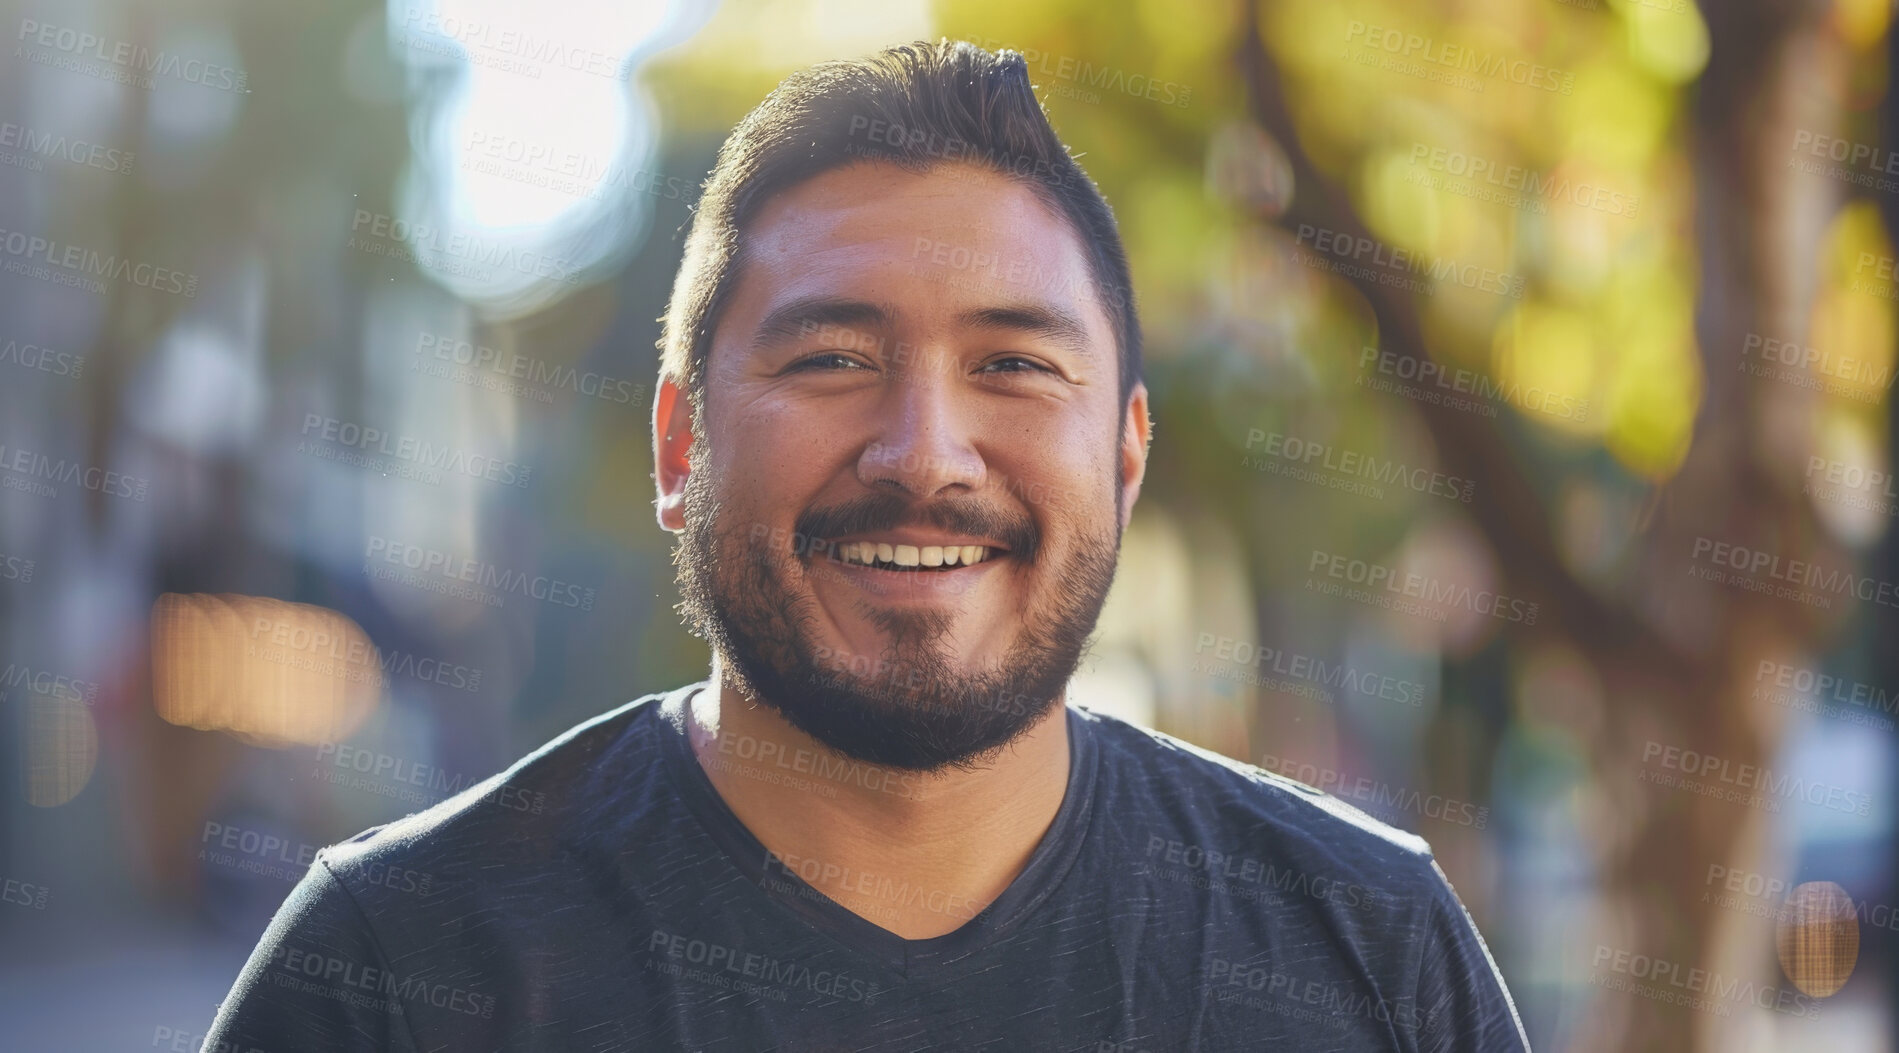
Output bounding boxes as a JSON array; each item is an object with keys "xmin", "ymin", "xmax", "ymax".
[{"xmin": 656, "ymin": 161, "xmax": 1148, "ymax": 772}]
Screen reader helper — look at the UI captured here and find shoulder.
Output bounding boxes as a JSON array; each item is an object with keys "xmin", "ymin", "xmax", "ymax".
[
  {"xmin": 1078, "ymin": 707, "xmax": 1528, "ymax": 1044},
  {"xmin": 317, "ymin": 683, "xmax": 694, "ymax": 894},
  {"xmin": 1076, "ymin": 705, "xmax": 1442, "ymax": 901}
]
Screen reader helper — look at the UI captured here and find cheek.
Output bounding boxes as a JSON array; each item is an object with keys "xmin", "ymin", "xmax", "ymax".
[
  {"xmin": 710, "ymin": 402, "xmax": 830, "ymax": 491},
  {"xmin": 1001, "ymin": 430, "xmax": 1115, "ymax": 509}
]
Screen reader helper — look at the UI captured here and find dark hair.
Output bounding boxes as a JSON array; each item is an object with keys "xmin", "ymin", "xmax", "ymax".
[{"xmin": 658, "ymin": 38, "xmax": 1142, "ymax": 419}]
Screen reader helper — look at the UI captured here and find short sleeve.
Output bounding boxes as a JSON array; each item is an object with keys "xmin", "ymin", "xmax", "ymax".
[
  {"xmin": 1413, "ymin": 859, "xmax": 1532, "ymax": 1052},
  {"xmin": 200, "ymin": 855, "xmax": 421, "ymax": 1053}
]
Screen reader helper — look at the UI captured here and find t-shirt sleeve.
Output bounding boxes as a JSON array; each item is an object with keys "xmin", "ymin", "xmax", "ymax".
[
  {"xmin": 200, "ymin": 856, "xmax": 421, "ymax": 1053},
  {"xmin": 1413, "ymin": 858, "xmax": 1532, "ymax": 1053}
]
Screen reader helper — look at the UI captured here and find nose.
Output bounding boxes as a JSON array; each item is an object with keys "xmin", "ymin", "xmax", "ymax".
[{"xmin": 857, "ymin": 364, "xmax": 985, "ymax": 498}]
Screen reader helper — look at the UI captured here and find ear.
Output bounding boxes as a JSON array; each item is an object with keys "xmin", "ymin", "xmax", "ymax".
[
  {"xmin": 653, "ymin": 373, "xmax": 696, "ymax": 533},
  {"xmin": 1118, "ymin": 381, "xmax": 1150, "ymax": 532}
]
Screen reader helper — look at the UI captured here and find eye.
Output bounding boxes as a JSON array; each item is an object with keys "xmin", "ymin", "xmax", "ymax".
[
  {"xmin": 789, "ymin": 352, "xmax": 872, "ymax": 373},
  {"xmin": 978, "ymin": 355, "xmax": 1055, "ymax": 375}
]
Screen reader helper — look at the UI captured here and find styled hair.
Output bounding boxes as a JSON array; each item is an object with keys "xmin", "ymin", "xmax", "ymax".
[{"xmin": 658, "ymin": 38, "xmax": 1142, "ymax": 419}]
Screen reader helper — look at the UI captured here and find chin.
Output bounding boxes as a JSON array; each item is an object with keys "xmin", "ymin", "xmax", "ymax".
[{"xmin": 734, "ymin": 658, "xmax": 1063, "ymax": 774}]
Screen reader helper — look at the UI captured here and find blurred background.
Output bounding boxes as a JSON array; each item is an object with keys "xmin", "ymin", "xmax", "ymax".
[{"xmin": 0, "ymin": 0, "xmax": 1892, "ymax": 1049}]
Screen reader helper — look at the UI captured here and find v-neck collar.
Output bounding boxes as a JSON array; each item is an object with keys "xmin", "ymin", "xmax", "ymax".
[{"xmin": 654, "ymin": 681, "xmax": 1099, "ymax": 976}]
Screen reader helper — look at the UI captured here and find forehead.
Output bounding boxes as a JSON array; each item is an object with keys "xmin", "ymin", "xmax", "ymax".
[{"xmin": 719, "ymin": 161, "xmax": 1112, "ymax": 346}]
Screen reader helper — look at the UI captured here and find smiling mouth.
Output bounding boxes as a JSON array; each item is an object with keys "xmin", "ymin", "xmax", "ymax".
[{"xmin": 824, "ymin": 541, "xmax": 1008, "ymax": 572}]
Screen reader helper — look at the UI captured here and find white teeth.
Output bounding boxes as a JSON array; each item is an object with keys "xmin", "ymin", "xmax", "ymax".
[{"xmin": 832, "ymin": 541, "xmax": 996, "ymax": 568}]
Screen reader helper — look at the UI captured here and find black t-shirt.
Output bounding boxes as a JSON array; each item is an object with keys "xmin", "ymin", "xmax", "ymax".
[{"xmin": 201, "ymin": 682, "xmax": 1530, "ymax": 1052}]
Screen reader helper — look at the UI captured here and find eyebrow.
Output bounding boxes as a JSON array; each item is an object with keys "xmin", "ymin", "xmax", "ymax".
[
  {"xmin": 956, "ymin": 303, "xmax": 1093, "ymax": 358},
  {"xmin": 749, "ymin": 296, "xmax": 1095, "ymax": 358},
  {"xmin": 752, "ymin": 297, "xmax": 896, "ymax": 350}
]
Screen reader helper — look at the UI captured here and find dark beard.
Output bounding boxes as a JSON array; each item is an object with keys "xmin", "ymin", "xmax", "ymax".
[{"xmin": 673, "ymin": 461, "xmax": 1123, "ymax": 773}]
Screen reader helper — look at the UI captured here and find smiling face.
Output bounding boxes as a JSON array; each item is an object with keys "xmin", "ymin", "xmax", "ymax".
[{"xmin": 655, "ymin": 160, "xmax": 1148, "ymax": 771}]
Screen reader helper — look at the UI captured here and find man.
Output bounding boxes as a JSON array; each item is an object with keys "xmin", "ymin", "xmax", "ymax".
[{"xmin": 204, "ymin": 39, "xmax": 1530, "ymax": 1052}]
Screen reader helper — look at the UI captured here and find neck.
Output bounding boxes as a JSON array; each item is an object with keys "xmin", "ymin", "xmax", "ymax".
[{"xmin": 684, "ymin": 653, "xmax": 1073, "ymax": 940}]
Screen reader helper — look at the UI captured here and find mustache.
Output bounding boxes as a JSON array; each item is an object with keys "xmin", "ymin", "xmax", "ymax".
[{"xmin": 790, "ymin": 491, "xmax": 1040, "ymax": 563}]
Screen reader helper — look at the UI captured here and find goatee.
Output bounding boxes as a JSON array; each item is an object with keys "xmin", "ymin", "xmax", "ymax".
[{"xmin": 673, "ymin": 462, "xmax": 1123, "ymax": 772}]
